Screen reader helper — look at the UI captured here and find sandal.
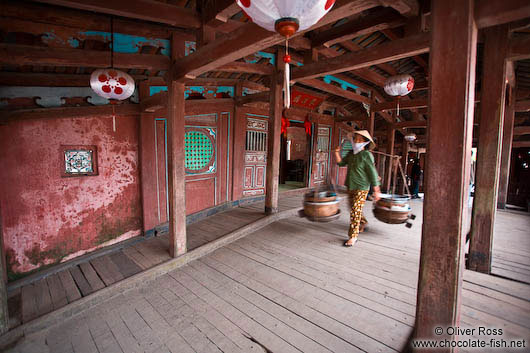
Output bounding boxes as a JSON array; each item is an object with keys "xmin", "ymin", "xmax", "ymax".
[{"xmin": 343, "ymin": 238, "xmax": 357, "ymax": 247}]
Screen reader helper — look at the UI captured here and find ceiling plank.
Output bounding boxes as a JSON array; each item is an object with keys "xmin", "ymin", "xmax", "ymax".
[
  {"xmin": 312, "ymin": 8, "xmax": 405, "ymax": 48},
  {"xmin": 475, "ymin": 0, "xmax": 530, "ymax": 29},
  {"xmin": 515, "ymin": 99, "xmax": 530, "ymax": 112},
  {"xmin": 340, "ymin": 41, "xmax": 398, "ymax": 76},
  {"xmin": 507, "ymin": 35, "xmax": 530, "ymax": 61},
  {"xmin": 0, "ymin": 1, "xmax": 192, "ymax": 39},
  {"xmin": 381, "ymin": 28, "xmax": 428, "ymax": 71},
  {"xmin": 31, "ymin": 0, "xmax": 201, "ymax": 28},
  {"xmin": 169, "ymin": 0, "xmax": 381, "ymax": 81},
  {"xmin": 0, "ymin": 44, "xmax": 169, "ymax": 70},
  {"xmin": 291, "ymin": 33, "xmax": 430, "ymax": 81}
]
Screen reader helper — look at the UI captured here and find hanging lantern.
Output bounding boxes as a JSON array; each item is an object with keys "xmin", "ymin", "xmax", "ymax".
[
  {"xmin": 90, "ymin": 69, "xmax": 135, "ymax": 101},
  {"xmin": 404, "ymin": 132, "xmax": 417, "ymax": 143},
  {"xmin": 383, "ymin": 74, "xmax": 414, "ymax": 116},
  {"xmin": 235, "ymin": 0, "xmax": 335, "ymax": 108},
  {"xmin": 384, "ymin": 74, "xmax": 414, "ymax": 97},
  {"xmin": 281, "ymin": 116, "xmax": 290, "ymax": 136},
  {"xmin": 304, "ymin": 116, "xmax": 312, "ymax": 136}
]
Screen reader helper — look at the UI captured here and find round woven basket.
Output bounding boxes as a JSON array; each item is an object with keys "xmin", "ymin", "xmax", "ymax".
[
  {"xmin": 373, "ymin": 198, "xmax": 411, "ymax": 224},
  {"xmin": 303, "ymin": 199, "xmax": 340, "ymax": 218}
]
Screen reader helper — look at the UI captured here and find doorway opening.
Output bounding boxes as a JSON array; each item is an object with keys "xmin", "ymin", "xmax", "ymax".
[{"xmin": 279, "ymin": 124, "xmax": 309, "ymax": 191}]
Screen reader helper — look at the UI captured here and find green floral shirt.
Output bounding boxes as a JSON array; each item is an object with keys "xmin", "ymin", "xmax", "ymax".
[{"xmin": 337, "ymin": 150, "xmax": 380, "ymax": 191}]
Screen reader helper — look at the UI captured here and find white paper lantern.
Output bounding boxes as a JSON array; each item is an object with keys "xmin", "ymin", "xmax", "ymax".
[
  {"xmin": 235, "ymin": 0, "xmax": 335, "ymax": 35},
  {"xmin": 384, "ymin": 74, "xmax": 414, "ymax": 97},
  {"xmin": 404, "ymin": 132, "xmax": 417, "ymax": 142},
  {"xmin": 90, "ymin": 69, "xmax": 135, "ymax": 101}
]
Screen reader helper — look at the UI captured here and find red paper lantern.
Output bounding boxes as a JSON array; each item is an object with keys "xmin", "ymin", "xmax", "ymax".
[{"xmin": 304, "ymin": 117, "xmax": 312, "ymax": 136}]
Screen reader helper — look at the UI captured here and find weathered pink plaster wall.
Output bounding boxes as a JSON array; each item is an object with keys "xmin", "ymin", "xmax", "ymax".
[{"xmin": 0, "ymin": 115, "xmax": 141, "ymax": 278}]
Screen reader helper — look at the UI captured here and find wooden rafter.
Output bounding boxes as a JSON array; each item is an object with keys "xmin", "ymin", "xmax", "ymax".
[
  {"xmin": 31, "ymin": 0, "xmax": 201, "ymax": 28},
  {"xmin": 216, "ymin": 62, "xmax": 273, "ymax": 75},
  {"xmin": 298, "ymin": 79, "xmax": 371, "ymax": 105},
  {"xmin": 169, "ymin": 0, "xmax": 382, "ymax": 80},
  {"xmin": 514, "ymin": 126, "xmax": 530, "ymax": 135},
  {"xmin": 311, "ymin": 8, "xmax": 405, "ymax": 48},
  {"xmin": 512, "ymin": 140, "xmax": 530, "ymax": 148},
  {"xmin": 475, "ymin": 0, "xmax": 530, "ymax": 29},
  {"xmin": 291, "ymin": 33, "xmax": 430, "ymax": 81},
  {"xmin": 381, "ymin": 28, "xmax": 428, "ymax": 71}
]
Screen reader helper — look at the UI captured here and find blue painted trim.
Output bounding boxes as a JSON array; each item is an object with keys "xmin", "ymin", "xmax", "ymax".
[
  {"xmin": 150, "ymin": 86, "xmax": 168, "ymax": 96},
  {"xmin": 289, "ymin": 119, "xmax": 304, "ymax": 123},
  {"xmin": 323, "ymin": 75, "xmax": 359, "ymax": 91},
  {"xmin": 79, "ymin": 31, "xmax": 170, "ymax": 56},
  {"xmin": 222, "ymin": 112, "xmax": 231, "ymax": 202},
  {"xmin": 155, "ymin": 118, "xmax": 170, "ymax": 221},
  {"xmin": 246, "ymin": 113, "xmax": 269, "ymax": 119}
]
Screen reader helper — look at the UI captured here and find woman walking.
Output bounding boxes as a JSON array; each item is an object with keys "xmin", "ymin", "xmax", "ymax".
[{"xmin": 334, "ymin": 130, "xmax": 381, "ymax": 247}]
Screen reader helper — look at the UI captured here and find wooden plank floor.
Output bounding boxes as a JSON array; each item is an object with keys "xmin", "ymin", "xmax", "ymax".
[
  {"xmin": 7, "ymin": 196, "xmax": 530, "ymax": 353},
  {"xmin": 491, "ymin": 209, "xmax": 530, "ymax": 284},
  {"xmin": 7, "ymin": 194, "xmax": 302, "ymax": 329}
]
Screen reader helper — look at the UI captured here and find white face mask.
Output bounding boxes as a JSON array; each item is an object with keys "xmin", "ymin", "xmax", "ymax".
[{"xmin": 353, "ymin": 141, "xmax": 369, "ymax": 154}]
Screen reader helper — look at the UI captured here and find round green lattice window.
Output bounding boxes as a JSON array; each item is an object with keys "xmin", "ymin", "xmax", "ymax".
[{"xmin": 185, "ymin": 131, "xmax": 214, "ymax": 171}]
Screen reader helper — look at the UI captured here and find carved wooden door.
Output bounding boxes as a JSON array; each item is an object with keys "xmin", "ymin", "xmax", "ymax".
[
  {"xmin": 313, "ymin": 126, "xmax": 331, "ymax": 185},
  {"xmin": 243, "ymin": 115, "xmax": 268, "ymax": 197}
]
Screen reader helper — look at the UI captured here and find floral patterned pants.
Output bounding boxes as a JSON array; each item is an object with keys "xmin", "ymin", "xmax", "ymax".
[{"xmin": 348, "ymin": 190, "xmax": 369, "ymax": 239}]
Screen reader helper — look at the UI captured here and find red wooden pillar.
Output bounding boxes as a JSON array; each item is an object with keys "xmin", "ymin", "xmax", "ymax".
[
  {"xmin": 0, "ymin": 209, "xmax": 8, "ymax": 334},
  {"xmin": 167, "ymin": 34, "xmax": 187, "ymax": 257},
  {"xmin": 469, "ymin": 25, "xmax": 509, "ymax": 273},
  {"xmin": 415, "ymin": 0, "xmax": 477, "ymax": 348},
  {"xmin": 497, "ymin": 85, "xmax": 515, "ymax": 209},
  {"xmin": 265, "ymin": 50, "xmax": 283, "ymax": 214},
  {"xmin": 385, "ymin": 128, "xmax": 395, "ymax": 193}
]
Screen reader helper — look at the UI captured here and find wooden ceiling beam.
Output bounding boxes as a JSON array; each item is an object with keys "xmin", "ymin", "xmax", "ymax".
[
  {"xmin": 0, "ymin": 72, "xmax": 166, "ymax": 87},
  {"xmin": 291, "ymin": 33, "xmax": 430, "ymax": 81},
  {"xmin": 372, "ymin": 98, "xmax": 428, "ymax": 111},
  {"xmin": 0, "ymin": 44, "xmax": 170, "ymax": 70},
  {"xmin": 339, "ymin": 41, "xmax": 398, "ymax": 76},
  {"xmin": 335, "ymin": 115, "xmax": 369, "ymax": 122},
  {"xmin": 515, "ymin": 99, "xmax": 530, "ymax": 112},
  {"xmin": 215, "ymin": 62, "xmax": 273, "ymax": 75},
  {"xmin": 298, "ymin": 78, "xmax": 372, "ymax": 105},
  {"xmin": 0, "ymin": 1, "xmax": 193, "ymax": 39},
  {"xmin": 475, "ymin": 0, "xmax": 530, "ymax": 29},
  {"xmin": 311, "ymin": 8, "xmax": 405, "ymax": 48},
  {"xmin": 31, "ymin": 0, "xmax": 201, "ymax": 28},
  {"xmin": 200, "ymin": 0, "xmax": 240, "ymax": 25},
  {"xmin": 0, "ymin": 103, "xmax": 140, "ymax": 124},
  {"xmin": 512, "ymin": 140, "xmax": 530, "ymax": 148},
  {"xmin": 514, "ymin": 126, "xmax": 530, "ymax": 135},
  {"xmin": 169, "ymin": 0, "xmax": 381, "ymax": 81},
  {"xmin": 381, "ymin": 28, "xmax": 428, "ymax": 71},
  {"xmin": 391, "ymin": 120, "xmax": 427, "ymax": 129},
  {"xmin": 236, "ymin": 91, "xmax": 270, "ymax": 106}
]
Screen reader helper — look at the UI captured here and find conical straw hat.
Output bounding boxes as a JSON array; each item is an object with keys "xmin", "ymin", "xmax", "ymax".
[{"xmin": 353, "ymin": 130, "xmax": 376, "ymax": 150}]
